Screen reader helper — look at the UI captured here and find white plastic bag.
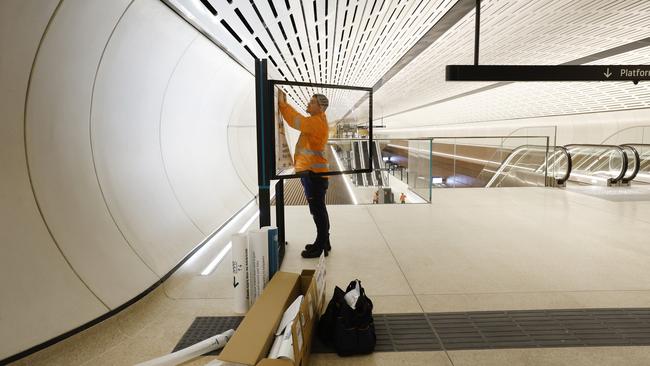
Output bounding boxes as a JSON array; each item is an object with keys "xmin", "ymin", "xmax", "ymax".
[{"xmin": 343, "ymin": 280, "xmax": 361, "ymax": 309}]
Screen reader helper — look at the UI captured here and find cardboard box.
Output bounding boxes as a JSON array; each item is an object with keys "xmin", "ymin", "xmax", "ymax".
[{"xmin": 219, "ymin": 269, "xmax": 325, "ymax": 366}]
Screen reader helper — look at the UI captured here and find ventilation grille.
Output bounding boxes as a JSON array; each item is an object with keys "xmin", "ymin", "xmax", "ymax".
[{"xmin": 174, "ymin": 308, "xmax": 650, "ymax": 355}]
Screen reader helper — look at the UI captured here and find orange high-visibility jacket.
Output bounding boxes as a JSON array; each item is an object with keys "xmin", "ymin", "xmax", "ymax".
[{"xmin": 279, "ymin": 101, "xmax": 329, "ymax": 174}]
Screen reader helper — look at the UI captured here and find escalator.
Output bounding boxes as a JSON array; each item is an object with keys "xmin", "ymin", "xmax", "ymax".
[
  {"xmin": 370, "ymin": 142, "xmax": 385, "ymax": 186},
  {"xmin": 484, "ymin": 146, "xmax": 571, "ymax": 188},
  {"xmin": 352, "ymin": 141, "xmax": 364, "ymax": 186},
  {"xmin": 360, "ymin": 141, "xmax": 374, "ymax": 186},
  {"xmin": 565, "ymin": 144, "xmax": 628, "ymax": 186},
  {"xmin": 482, "ymin": 143, "xmax": 646, "ymax": 188}
]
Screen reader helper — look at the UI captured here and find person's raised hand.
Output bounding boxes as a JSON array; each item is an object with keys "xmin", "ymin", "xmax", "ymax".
[{"xmin": 278, "ymin": 90, "xmax": 286, "ymax": 104}]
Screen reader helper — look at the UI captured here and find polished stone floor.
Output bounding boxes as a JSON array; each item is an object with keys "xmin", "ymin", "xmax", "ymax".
[{"xmin": 13, "ymin": 187, "xmax": 650, "ymax": 365}]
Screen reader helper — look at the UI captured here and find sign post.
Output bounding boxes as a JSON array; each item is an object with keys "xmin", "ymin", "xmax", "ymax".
[{"xmin": 255, "ymin": 59, "xmax": 271, "ymax": 228}]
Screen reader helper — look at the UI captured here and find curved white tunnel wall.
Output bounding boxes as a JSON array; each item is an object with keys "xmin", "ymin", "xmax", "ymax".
[
  {"xmin": 1, "ymin": 0, "xmax": 256, "ymax": 359},
  {"xmin": 0, "ymin": 0, "xmax": 107, "ymax": 358}
]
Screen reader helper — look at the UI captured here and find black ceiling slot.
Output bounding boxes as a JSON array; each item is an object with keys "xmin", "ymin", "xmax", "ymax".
[
  {"xmin": 199, "ymin": 0, "xmax": 217, "ymax": 15},
  {"xmin": 243, "ymin": 45, "xmax": 257, "ymax": 59},
  {"xmin": 220, "ymin": 20, "xmax": 242, "ymax": 43},
  {"xmin": 269, "ymin": 55, "xmax": 279, "ymax": 67},
  {"xmin": 268, "ymin": 0, "xmax": 278, "ymax": 17},
  {"xmin": 235, "ymin": 8, "xmax": 254, "ymax": 34},
  {"xmin": 290, "ymin": 14, "xmax": 298, "ymax": 33},
  {"xmin": 370, "ymin": 0, "xmax": 378, "ymax": 14},
  {"xmin": 313, "ymin": 1, "xmax": 318, "ymax": 22},
  {"xmin": 387, "ymin": 7, "xmax": 397, "ymax": 23},
  {"xmin": 325, "ymin": 0, "xmax": 329, "ymax": 16},
  {"xmin": 278, "ymin": 21, "xmax": 288, "ymax": 40},
  {"xmin": 285, "ymin": 0, "xmax": 290, "ymax": 10},
  {"xmin": 255, "ymin": 37, "xmax": 268, "ymax": 53}
]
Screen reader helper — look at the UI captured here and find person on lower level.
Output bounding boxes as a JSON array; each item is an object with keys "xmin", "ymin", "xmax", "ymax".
[{"xmin": 278, "ymin": 90, "xmax": 331, "ymax": 258}]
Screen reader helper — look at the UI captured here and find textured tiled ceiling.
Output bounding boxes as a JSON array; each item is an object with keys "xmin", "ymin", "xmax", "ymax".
[
  {"xmin": 164, "ymin": 0, "xmax": 457, "ymax": 122},
  {"xmin": 165, "ymin": 0, "xmax": 650, "ymax": 128},
  {"xmin": 375, "ymin": 0, "xmax": 650, "ymax": 128}
]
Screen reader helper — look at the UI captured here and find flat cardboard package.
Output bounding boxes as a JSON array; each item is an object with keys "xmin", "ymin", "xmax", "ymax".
[{"xmin": 219, "ymin": 269, "xmax": 325, "ymax": 366}]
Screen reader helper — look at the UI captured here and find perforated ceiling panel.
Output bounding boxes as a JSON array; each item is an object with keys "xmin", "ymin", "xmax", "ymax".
[
  {"xmin": 165, "ymin": 0, "xmax": 650, "ymax": 128},
  {"xmin": 164, "ymin": 0, "xmax": 458, "ymax": 122}
]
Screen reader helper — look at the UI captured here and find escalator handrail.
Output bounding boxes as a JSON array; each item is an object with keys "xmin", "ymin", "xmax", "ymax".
[
  {"xmin": 564, "ymin": 144, "xmax": 628, "ymax": 184},
  {"xmin": 554, "ymin": 146, "xmax": 572, "ymax": 185},
  {"xmin": 620, "ymin": 144, "xmax": 641, "ymax": 183}
]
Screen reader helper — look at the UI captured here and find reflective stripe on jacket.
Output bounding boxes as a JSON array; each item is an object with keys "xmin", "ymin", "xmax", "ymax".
[{"xmin": 279, "ymin": 102, "xmax": 329, "ymax": 174}]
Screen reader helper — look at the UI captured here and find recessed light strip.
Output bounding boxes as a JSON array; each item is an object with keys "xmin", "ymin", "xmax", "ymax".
[{"xmin": 200, "ymin": 210, "xmax": 260, "ymax": 276}]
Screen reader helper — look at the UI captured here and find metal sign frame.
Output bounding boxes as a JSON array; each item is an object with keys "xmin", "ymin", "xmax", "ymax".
[{"xmin": 267, "ymin": 79, "xmax": 374, "ymax": 180}]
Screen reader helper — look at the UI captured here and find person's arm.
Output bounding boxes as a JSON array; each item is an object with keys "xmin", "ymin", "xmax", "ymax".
[
  {"xmin": 278, "ymin": 98, "xmax": 304, "ymax": 131},
  {"xmin": 278, "ymin": 92, "xmax": 320, "ymax": 135}
]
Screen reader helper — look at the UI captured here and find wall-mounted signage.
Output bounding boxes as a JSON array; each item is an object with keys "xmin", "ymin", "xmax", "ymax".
[{"xmin": 446, "ymin": 65, "xmax": 650, "ymax": 83}]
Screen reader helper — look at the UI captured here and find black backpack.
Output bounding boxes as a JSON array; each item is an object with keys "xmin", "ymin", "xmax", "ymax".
[{"xmin": 317, "ymin": 280, "xmax": 376, "ymax": 356}]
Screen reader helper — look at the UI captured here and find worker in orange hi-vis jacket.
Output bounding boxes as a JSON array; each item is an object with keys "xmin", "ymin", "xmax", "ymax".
[{"xmin": 278, "ymin": 90, "xmax": 331, "ymax": 258}]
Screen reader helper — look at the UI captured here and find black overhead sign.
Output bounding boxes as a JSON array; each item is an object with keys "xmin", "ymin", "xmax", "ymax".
[{"xmin": 446, "ymin": 65, "xmax": 650, "ymax": 82}]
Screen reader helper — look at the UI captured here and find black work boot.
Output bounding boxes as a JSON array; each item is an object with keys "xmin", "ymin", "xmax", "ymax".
[
  {"xmin": 304, "ymin": 241, "xmax": 332, "ymax": 252},
  {"xmin": 301, "ymin": 245, "xmax": 328, "ymax": 258}
]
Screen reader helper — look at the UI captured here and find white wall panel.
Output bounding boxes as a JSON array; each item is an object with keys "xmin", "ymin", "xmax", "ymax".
[
  {"xmin": 25, "ymin": 0, "xmax": 159, "ymax": 310},
  {"xmin": 380, "ymin": 108, "xmax": 650, "ymax": 146},
  {"xmin": 227, "ymin": 126, "xmax": 258, "ymax": 194},
  {"xmin": 228, "ymin": 87, "xmax": 258, "ymax": 194},
  {"xmin": 91, "ymin": 0, "xmax": 205, "ymax": 276},
  {"xmin": 0, "ymin": 0, "xmax": 107, "ymax": 359},
  {"xmin": 161, "ymin": 36, "xmax": 254, "ymax": 234}
]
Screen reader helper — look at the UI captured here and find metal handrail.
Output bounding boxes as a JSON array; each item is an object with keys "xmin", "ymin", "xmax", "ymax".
[
  {"xmin": 620, "ymin": 144, "xmax": 641, "ymax": 183},
  {"xmin": 328, "ymin": 135, "xmax": 553, "ymax": 142}
]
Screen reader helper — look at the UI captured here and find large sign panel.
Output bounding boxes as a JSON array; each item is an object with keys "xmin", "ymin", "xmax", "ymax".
[{"xmin": 446, "ymin": 65, "xmax": 650, "ymax": 82}]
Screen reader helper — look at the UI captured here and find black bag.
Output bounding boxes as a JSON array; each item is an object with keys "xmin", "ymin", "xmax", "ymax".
[{"xmin": 317, "ymin": 280, "xmax": 376, "ymax": 356}]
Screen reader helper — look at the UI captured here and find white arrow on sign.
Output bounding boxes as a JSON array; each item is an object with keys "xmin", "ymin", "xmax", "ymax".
[{"xmin": 604, "ymin": 67, "xmax": 612, "ymax": 78}]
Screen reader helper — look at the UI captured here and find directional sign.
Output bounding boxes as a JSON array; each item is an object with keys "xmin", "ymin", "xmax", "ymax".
[{"xmin": 446, "ymin": 65, "xmax": 650, "ymax": 82}]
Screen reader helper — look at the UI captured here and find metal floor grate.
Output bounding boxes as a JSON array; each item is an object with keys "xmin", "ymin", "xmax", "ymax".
[
  {"xmin": 429, "ymin": 308, "xmax": 650, "ymax": 350},
  {"xmin": 173, "ymin": 308, "xmax": 650, "ymax": 355},
  {"xmin": 172, "ymin": 316, "xmax": 243, "ymax": 355}
]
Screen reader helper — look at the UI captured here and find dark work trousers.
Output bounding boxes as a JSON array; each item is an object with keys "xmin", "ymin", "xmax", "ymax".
[{"xmin": 300, "ymin": 174, "xmax": 330, "ymax": 248}]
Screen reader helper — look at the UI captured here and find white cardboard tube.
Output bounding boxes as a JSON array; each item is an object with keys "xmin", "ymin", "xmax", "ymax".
[
  {"xmin": 134, "ymin": 329, "xmax": 235, "ymax": 366},
  {"xmin": 231, "ymin": 233, "xmax": 249, "ymax": 313}
]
